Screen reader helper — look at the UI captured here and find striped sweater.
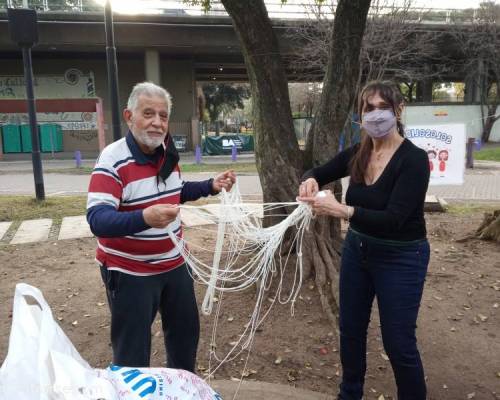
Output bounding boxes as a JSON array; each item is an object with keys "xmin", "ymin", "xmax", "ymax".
[{"xmin": 87, "ymin": 132, "xmax": 213, "ymax": 275}]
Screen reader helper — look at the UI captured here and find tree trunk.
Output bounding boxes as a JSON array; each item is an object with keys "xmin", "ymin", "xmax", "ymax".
[
  {"xmin": 481, "ymin": 103, "xmax": 499, "ymax": 143},
  {"xmin": 221, "ymin": 0, "xmax": 303, "ymax": 216},
  {"xmin": 303, "ymin": 0, "xmax": 372, "ymax": 325},
  {"xmin": 215, "ymin": 120, "xmax": 220, "ymax": 137},
  {"xmin": 475, "ymin": 210, "xmax": 500, "ymax": 242},
  {"xmin": 221, "ymin": 0, "xmax": 371, "ymax": 324}
]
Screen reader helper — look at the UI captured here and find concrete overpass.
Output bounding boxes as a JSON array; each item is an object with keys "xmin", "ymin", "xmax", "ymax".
[{"xmin": 0, "ymin": 7, "xmax": 482, "ymax": 154}]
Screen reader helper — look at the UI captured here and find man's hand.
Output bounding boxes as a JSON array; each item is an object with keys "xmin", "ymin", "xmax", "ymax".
[
  {"xmin": 298, "ymin": 178, "xmax": 319, "ymax": 198},
  {"xmin": 212, "ymin": 170, "xmax": 236, "ymax": 193},
  {"xmin": 143, "ymin": 204, "xmax": 179, "ymax": 228}
]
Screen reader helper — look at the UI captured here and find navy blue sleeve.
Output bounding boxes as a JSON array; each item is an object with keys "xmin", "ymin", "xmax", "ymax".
[
  {"xmin": 87, "ymin": 204, "xmax": 150, "ymax": 237},
  {"xmin": 180, "ymin": 179, "xmax": 215, "ymax": 203}
]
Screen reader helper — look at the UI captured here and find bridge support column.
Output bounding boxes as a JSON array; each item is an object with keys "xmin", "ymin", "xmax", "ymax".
[
  {"xmin": 160, "ymin": 58, "xmax": 199, "ymax": 151},
  {"xmin": 145, "ymin": 49, "xmax": 161, "ymax": 85}
]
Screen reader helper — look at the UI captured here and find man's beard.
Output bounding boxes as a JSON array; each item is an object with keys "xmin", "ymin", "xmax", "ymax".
[{"xmin": 137, "ymin": 131, "xmax": 166, "ymax": 150}]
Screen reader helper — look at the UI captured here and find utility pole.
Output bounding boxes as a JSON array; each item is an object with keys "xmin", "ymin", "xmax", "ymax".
[
  {"xmin": 7, "ymin": 8, "xmax": 45, "ymax": 201},
  {"xmin": 104, "ymin": 0, "xmax": 122, "ymax": 142}
]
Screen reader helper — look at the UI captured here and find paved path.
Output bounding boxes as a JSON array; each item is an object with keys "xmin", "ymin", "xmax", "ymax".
[
  {"xmin": 0, "ymin": 204, "xmax": 263, "ymax": 245},
  {"xmin": 211, "ymin": 380, "xmax": 334, "ymax": 400},
  {"xmin": 0, "ymin": 159, "xmax": 499, "ymax": 201},
  {"xmin": 1, "ymin": 160, "xmax": 498, "ymax": 246}
]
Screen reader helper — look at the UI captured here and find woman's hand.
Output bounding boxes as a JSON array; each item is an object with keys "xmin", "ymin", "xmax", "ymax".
[
  {"xmin": 297, "ymin": 190, "xmax": 349, "ymax": 218},
  {"xmin": 299, "ymin": 178, "xmax": 319, "ymax": 198}
]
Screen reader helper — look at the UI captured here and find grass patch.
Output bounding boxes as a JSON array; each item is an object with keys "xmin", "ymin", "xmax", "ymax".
[
  {"xmin": 179, "ymin": 162, "xmax": 257, "ymax": 173},
  {"xmin": 45, "ymin": 167, "xmax": 93, "ymax": 175},
  {"xmin": 475, "ymin": 147, "xmax": 500, "ymax": 162},
  {"xmin": 0, "ymin": 195, "xmax": 87, "ymax": 222},
  {"xmin": 44, "ymin": 162, "xmax": 257, "ymax": 175},
  {"xmin": 447, "ymin": 203, "xmax": 500, "ymax": 215}
]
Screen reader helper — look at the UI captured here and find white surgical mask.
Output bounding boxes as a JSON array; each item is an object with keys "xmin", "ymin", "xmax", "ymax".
[{"xmin": 361, "ymin": 109, "xmax": 397, "ymax": 138}]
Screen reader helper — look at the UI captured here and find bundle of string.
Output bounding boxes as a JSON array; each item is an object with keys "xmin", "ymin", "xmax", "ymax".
[{"xmin": 166, "ymin": 181, "xmax": 314, "ymax": 385}]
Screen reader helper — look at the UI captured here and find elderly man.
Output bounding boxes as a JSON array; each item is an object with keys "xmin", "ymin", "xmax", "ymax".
[{"xmin": 87, "ymin": 82, "xmax": 235, "ymax": 371}]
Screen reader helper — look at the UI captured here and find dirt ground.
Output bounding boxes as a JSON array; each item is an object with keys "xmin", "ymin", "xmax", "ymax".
[{"xmin": 0, "ymin": 209, "xmax": 499, "ymax": 400}]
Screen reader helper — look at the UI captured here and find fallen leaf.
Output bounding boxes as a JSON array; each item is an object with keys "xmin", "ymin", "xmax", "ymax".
[
  {"xmin": 319, "ymin": 347, "xmax": 328, "ymax": 355},
  {"xmin": 477, "ymin": 313, "xmax": 488, "ymax": 322},
  {"xmin": 287, "ymin": 369, "xmax": 298, "ymax": 382}
]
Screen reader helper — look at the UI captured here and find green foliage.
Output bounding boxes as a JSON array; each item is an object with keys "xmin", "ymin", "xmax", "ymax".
[
  {"xmin": 183, "ymin": 0, "xmax": 212, "ymax": 12},
  {"xmin": 474, "ymin": 146, "xmax": 500, "ymax": 161},
  {"xmin": 202, "ymin": 83, "xmax": 250, "ymax": 123}
]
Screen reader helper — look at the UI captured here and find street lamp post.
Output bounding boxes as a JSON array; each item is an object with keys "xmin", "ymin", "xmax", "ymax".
[
  {"xmin": 104, "ymin": 0, "xmax": 122, "ymax": 142},
  {"xmin": 7, "ymin": 8, "xmax": 45, "ymax": 201}
]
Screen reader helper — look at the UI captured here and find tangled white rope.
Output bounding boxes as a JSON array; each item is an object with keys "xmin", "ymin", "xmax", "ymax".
[{"xmin": 165, "ymin": 181, "xmax": 315, "ymax": 381}]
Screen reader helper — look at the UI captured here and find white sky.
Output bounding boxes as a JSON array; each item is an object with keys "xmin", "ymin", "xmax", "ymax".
[
  {"xmin": 412, "ymin": 0, "xmax": 489, "ymax": 8},
  {"xmin": 98, "ymin": 0, "xmax": 496, "ymax": 16}
]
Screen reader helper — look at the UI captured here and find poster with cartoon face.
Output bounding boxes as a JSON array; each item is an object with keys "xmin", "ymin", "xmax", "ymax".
[{"xmin": 405, "ymin": 124, "xmax": 466, "ymax": 185}]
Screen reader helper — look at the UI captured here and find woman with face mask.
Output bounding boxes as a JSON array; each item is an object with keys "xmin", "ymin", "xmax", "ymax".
[{"xmin": 298, "ymin": 81, "xmax": 430, "ymax": 400}]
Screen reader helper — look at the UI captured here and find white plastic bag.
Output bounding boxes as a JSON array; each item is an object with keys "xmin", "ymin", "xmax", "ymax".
[{"xmin": 0, "ymin": 284, "xmax": 221, "ymax": 400}]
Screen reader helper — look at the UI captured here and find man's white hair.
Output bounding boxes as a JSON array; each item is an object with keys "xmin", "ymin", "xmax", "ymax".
[{"xmin": 127, "ymin": 82, "xmax": 172, "ymax": 116}]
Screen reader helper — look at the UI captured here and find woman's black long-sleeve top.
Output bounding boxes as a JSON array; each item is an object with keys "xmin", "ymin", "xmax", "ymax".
[{"xmin": 302, "ymin": 138, "xmax": 430, "ymax": 241}]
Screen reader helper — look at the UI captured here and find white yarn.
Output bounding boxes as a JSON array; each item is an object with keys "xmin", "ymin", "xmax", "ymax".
[{"xmin": 165, "ymin": 181, "xmax": 314, "ymax": 380}]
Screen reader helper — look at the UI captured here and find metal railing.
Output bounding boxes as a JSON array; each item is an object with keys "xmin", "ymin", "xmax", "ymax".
[{"xmin": 0, "ymin": 0, "xmax": 483, "ymax": 24}]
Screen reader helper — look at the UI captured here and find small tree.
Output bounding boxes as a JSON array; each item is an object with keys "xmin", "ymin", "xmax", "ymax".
[
  {"xmin": 202, "ymin": 83, "xmax": 250, "ymax": 135},
  {"xmin": 289, "ymin": 83, "xmax": 322, "ymax": 118},
  {"xmin": 287, "ymin": 0, "xmax": 447, "ymax": 103},
  {"xmin": 455, "ymin": 1, "xmax": 500, "ymax": 143}
]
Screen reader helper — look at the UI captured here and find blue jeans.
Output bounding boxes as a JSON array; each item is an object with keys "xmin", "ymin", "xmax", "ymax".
[{"xmin": 338, "ymin": 229, "xmax": 430, "ymax": 400}]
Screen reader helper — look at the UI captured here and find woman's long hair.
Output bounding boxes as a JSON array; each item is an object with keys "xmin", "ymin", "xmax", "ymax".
[{"xmin": 349, "ymin": 81, "xmax": 405, "ymax": 184}]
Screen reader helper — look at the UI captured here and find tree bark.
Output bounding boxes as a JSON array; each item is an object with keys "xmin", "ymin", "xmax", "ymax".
[
  {"xmin": 221, "ymin": 0, "xmax": 371, "ymax": 324},
  {"xmin": 303, "ymin": 0, "xmax": 372, "ymax": 325},
  {"xmin": 221, "ymin": 0, "xmax": 303, "ymax": 215},
  {"xmin": 481, "ymin": 103, "xmax": 499, "ymax": 143}
]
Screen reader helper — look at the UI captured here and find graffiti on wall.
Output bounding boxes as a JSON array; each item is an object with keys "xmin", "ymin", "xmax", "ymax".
[
  {"xmin": 0, "ymin": 111, "xmax": 97, "ymax": 131},
  {"xmin": 0, "ymin": 69, "xmax": 95, "ymax": 99},
  {"xmin": 68, "ymin": 131, "xmax": 97, "ymax": 143},
  {"xmin": 0, "ymin": 69, "xmax": 97, "ymax": 131}
]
